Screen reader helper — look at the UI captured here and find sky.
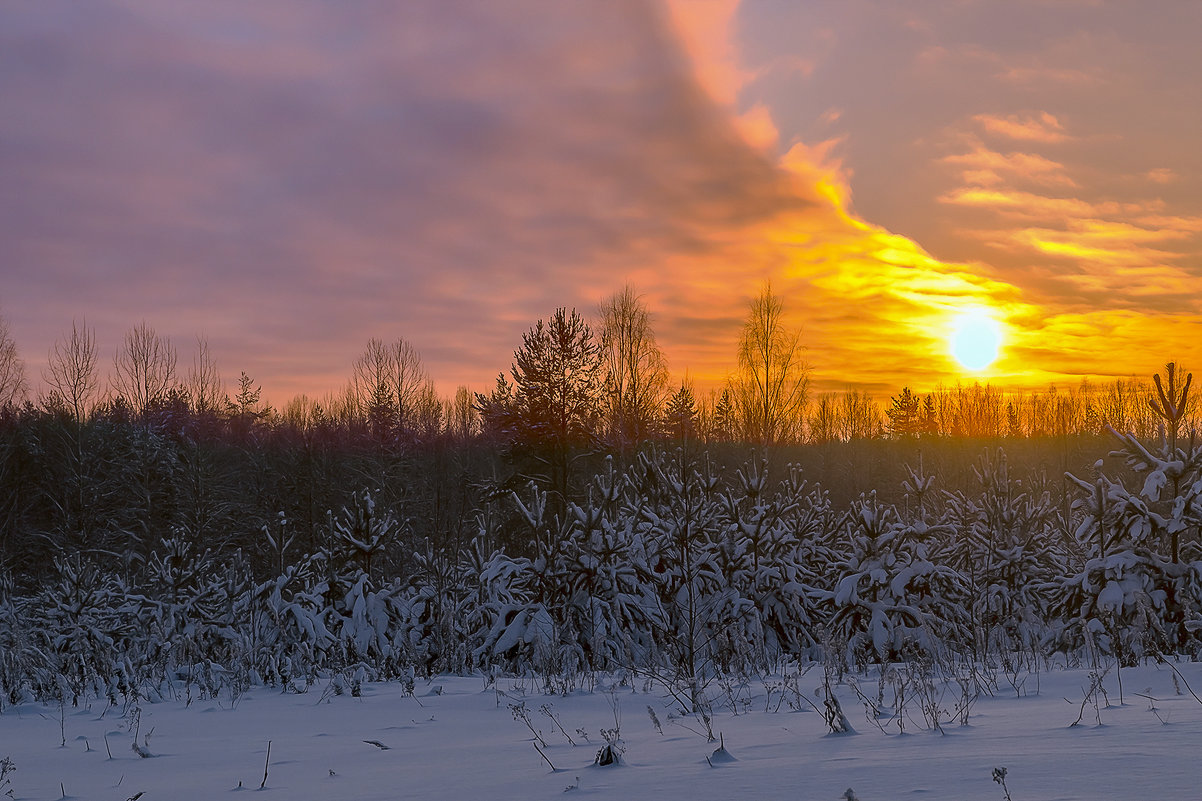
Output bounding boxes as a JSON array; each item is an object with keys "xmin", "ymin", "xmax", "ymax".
[{"xmin": 2, "ymin": 0, "xmax": 1200, "ymax": 405}]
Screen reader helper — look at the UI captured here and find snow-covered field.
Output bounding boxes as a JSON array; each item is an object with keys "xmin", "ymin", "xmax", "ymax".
[{"xmin": 2, "ymin": 662, "xmax": 1201, "ymax": 801}]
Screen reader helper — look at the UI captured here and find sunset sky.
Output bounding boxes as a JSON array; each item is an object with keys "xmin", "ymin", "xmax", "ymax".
[{"xmin": 3, "ymin": 1, "xmax": 1200, "ymax": 405}]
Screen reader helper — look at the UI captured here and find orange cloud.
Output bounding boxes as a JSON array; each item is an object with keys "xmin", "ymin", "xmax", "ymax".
[
  {"xmin": 942, "ymin": 143, "xmax": 1076, "ymax": 188},
  {"xmin": 1146, "ymin": 168, "xmax": 1179, "ymax": 184},
  {"xmin": 933, "ymin": 108, "xmax": 1202, "ymax": 355},
  {"xmin": 662, "ymin": 0, "xmax": 747, "ymax": 107},
  {"xmin": 973, "ymin": 111, "xmax": 1070, "ymax": 143},
  {"xmin": 940, "ymin": 186, "xmax": 1157, "ymax": 221}
]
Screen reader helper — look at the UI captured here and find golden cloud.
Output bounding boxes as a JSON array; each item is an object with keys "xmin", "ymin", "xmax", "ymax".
[{"xmin": 973, "ymin": 111, "xmax": 1071, "ymax": 143}]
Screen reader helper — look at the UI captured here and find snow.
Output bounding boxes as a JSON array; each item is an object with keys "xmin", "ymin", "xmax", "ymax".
[{"xmin": 3, "ymin": 663, "xmax": 1202, "ymax": 800}]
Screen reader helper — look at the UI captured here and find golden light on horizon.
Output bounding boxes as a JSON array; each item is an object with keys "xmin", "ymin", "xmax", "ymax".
[{"xmin": 950, "ymin": 310, "xmax": 1002, "ymax": 372}]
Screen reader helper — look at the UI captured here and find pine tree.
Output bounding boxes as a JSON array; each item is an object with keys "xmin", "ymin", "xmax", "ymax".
[
  {"xmin": 663, "ymin": 384, "xmax": 697, "ymax": 443},
  {"xmin": 712, "ymin": 389, "xmax": 736, "ymax": 442},
  {"xmin": 886, "ymin": 387, "xmax": 923, "ymax": 438},
  {"xmin": 508, "ymin": 308, "xmax": 604, "ymax": 514}
]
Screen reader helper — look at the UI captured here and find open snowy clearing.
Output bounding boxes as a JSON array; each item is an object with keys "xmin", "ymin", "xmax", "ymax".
[{"xmin": 2, "ymin": 663, "xmax": 1201, "ymax": 801}]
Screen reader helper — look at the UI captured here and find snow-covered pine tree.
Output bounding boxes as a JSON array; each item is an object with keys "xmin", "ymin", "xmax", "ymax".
[
  {"xmin": 943, "ymin": 450, "xmax": 1064, "ymax": 667},
  {"xmin": 561, "ymin": 458, "xmax": 660, "ymax": 671},
  {"xmin": 827, "ymin": 491, "xmax": 967, "ymax": 668},
  {"xmin": 1058, "ymin": 364, "xmax": 1202, "ymax": 661},
  {"xmin": 1058, "ymin": 464, "xmax": 1174, "ymax": 665},
  {"xmin": 328, "ymin": 489, "xmax": 401, "ymax": 579},
  {"xmin": 714, "ymin": 457, "xmax": 816, "ymax": 669},
  {"xmin": 633, "ymin": 448, "xmax": 724, "ymax": 706},
  {"xmin": 32, "ymin": 556, "xmax": 137, "ymax": 704}
]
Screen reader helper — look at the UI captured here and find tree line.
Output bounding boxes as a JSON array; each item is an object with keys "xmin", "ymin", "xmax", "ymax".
[{"xmin": 1, "ymin": 287, "xmax": 1191, "ymax": 452}]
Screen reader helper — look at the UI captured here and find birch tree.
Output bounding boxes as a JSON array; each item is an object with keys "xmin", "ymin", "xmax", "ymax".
[{"xmin": 732, "ymin": 283, "xmax": 809, "ymax": 445}]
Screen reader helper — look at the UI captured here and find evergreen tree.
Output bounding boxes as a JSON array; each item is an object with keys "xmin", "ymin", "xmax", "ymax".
[
  {"xmin": 886, "ymin": 387, "xmax": 923, "ymax": 438},
  {"xmin": 663, "ymin": 383, "xmax": 698, "ymax": 443},
  {"xmin": 712, "ymin": 389, "xmax": 736, "ymax": 443},
  {"xmin": 507, "ymin": 308, "xmax": 604, "ymax": 514}
]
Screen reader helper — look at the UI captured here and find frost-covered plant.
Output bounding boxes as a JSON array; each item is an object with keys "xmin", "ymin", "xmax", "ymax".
[
  {"xmin": 944, "ymin": 450, "xmax": 1063, "ymax": 672},
  {"xmin": 1070, "ymin": 666, "xmax": 1111, "ymax": 727},
  {"xmin": 1058, "ymin": 463, "xmax": 1175, "ymax": 665},
  {"xmin": 0, "ymin": 755, "xmax": 15, "ymax": 799},
  {"xmin": 508, "ymin": 701, "xmax": 546, "ymax": 748},
  {"xmin": 820, "ymin": 675, "xmax": 855, "ymax": 735},
  {"xmin": 1057, "ymin": 363, "xmax": 1202, "ymax": 661},
  {"xmin": 31, "ymin": 556, "xmax": 137, "ymax": 705},
  {"xmin": 329, "ymin": 489, "xmax": 402, "ymax": 579},
  {"xmin": 646, "ymin": 704, "xmax": 663, "ymax": 734},
  {"xmin": 992, "ymin": 766, "xmax": 1013, "ymax": 801},
  {"xmin": 594, "ymin": 727, "xmax": 624, "ymax": 766},
  {"xmin": 827, "ymin": 492, "xmax": 968, "ymax": 667}
]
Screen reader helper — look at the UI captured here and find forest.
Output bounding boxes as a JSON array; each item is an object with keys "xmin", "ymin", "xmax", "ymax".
[{"xmin": 0, "ymin": 287, "xmax": 1199, "ymax": 709}]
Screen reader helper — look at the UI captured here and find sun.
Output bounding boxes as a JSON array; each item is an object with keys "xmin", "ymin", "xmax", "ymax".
[{"xmin": 950, "ymin": 311, "xmax": 1002, "ymax": 371}]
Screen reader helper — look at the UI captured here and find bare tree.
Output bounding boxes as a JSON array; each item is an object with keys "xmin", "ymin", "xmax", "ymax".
[
  {"xmin": 732, "ymin": 282, "xmax": 809, "ymax": 445},
  {"xmin": 44, "ymin": 320, "xmax": 100, "ymax": 421},
  {"xmin": 598, "ymin": 285, "xmax": 668, "ymax": 452},
  {"xmin": 186, "ymin": 335, "xmax": 226, "ymax": 414},
  {"xmin": 808, "ymin": 393, "xmax": 839, "ymax": 443},
  {"xmin": 112, "ymin": 321, "xmax": 177, "ymax": 415},
  {"xmin": 0, "ymin": 313, "xmax": 27, "ymax": 408},
  {"xmin": 351, "ymin": 337, "xmax": 433, "ymax": 437},
  {"xmin": 280, "ymin": 393, "xmax": 320, "ymax": 431},
  {"xmin": 836, "ymin": 390, "xmax": 882, "ymax": 441},
  {"xmin": 445, "ymin": 385, "xmax": 479, "ymax": 440}
]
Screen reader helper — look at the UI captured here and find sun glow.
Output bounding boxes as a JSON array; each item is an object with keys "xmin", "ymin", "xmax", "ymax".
[{"xmin": 950, "ymin": 310, "xmax": 1002, "ymax": 371}]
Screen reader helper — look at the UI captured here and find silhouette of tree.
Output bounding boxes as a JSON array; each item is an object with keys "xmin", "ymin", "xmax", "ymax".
[
  {"xmin": 44, "ymin": 320, "xmax": 100, "ymax": 423},
  {"xmin": 732, "ymin": 283, "xmax": 808, "ymax": 446},
  {"xmin": 112, "ymin": 321, "xmax": 178, "ymax": 417},
  {"xmin": 598, "ymin": 285, "xmax": 668, "ymax": 453},
  {"xmin": 0, "ymin": 312, "xmax": 27, "ymax": 408},
  {"xmin": 508, "ymin": 308, "xmax": 603, "ymax": 513}
]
